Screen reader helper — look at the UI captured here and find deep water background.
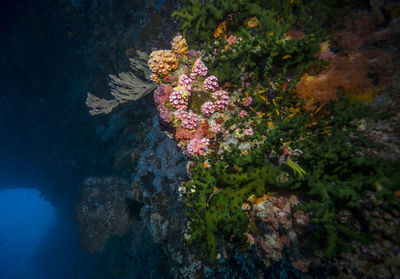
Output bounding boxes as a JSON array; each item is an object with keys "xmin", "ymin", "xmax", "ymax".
[{"xmin": 0, "ymin": 0, "xmax": 176, "ymax": 278}]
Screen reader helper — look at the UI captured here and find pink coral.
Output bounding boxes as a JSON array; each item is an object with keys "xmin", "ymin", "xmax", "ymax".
[
  {"xmin": 247, "ymin": 233, "xmax": 255, "ymax": 245},
  {"xmin": 243, "ymin": 96, "xmax": 252, "ymax": 107},
  {"xmin": 174, "ymin": 110, "xmax": 198, "ymax": 130},
  {"xmin": 212, "ymin": 90, "xmax": 230, "ymax": 111},
  {"xmin": 191, "ymin": 57, "xmax": 208, "ymax": 78},
  {"xmin": 244, "ymin": 128, "xmax": 254, "ymax": 136},
  {"xmin": 201, "ymin": 101, "xmax": 215, "ymax": 117},
  {"xmin": 226, "ymin": 35, "xmax": 237, "ymax": 45},
  {"xmin": 169, "ymin": 86, "xmax": 190, "ymax": 110},
  {"xmin": 239, "ymin": 110, "xmax": 248, "ymax": 118},
  {"xmin": 154, "ymin": 84, "xmax": 173, "ymax": 105},
  {"xmin": 203, "ymin": 75, "xmax": 219, "ymax": 91},
  {"xmin": 210, "ymin": 123, "xmax": 222, "ymax": 134},
  {"xmin": 178, "ymin": 74, "xmax": 192, "ymax": 91},
  {"xmin": 187, "ymin": 138, "xmax": 210, "ymax": 156},
  {"xmin": 174, "ymin": 127, "xmax": 195, "ymax": 141},
  {"xmin": 158, "ymin": 105, "xmax": 172, "ymax": 123}
]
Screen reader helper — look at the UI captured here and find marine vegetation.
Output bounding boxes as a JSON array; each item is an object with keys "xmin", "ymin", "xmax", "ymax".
[
  {"xmin": 87, "ymin": 0, "xmax": 400, "ymax": 277},
  {"xmin": 158, "ymin": 0, "xmax": 400, "ymax": 272}
]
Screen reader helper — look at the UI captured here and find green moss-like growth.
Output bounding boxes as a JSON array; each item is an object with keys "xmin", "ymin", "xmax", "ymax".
[
  {"xmin": 172, "ymin": 0, "xmax": 399, "ymax": 268},
  {"xmin": 274, "ymin": 96, "xmax": 400, "ymax": 258},
  {"xmin": 184, "ymin": 161, "xmax": 279, "ymax": 262}
]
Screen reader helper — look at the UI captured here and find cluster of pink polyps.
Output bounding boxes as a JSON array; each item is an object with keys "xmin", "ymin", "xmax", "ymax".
[
  {"xmin": 158, "ymin": 105, "xmax": 172, "ymax": 123},
  {"xmin": 169, "ymin": 86, "xmax": 190, "ymax": 110},
  {"xmin": 173, "ymin": 109, "xmax": 199, "ymax": 130},
  {"xmin": 178, "ymin": 74, "xmax": 192, "ymax": 91},
  {"xmin": 190, "ymin": 57, "xmax": 208, "ymax": 79},
  {"xmin": 243, "ymin": 96, "xmax": 252, "ymax": 107},
  {"xmin": 244, "ymin": 128, "xmax": 254, "ymax": 136},
  {"xmin": 203, "ymin": 75, "xmax": 219, "ymax": 91},
  {"xmin": 201, "ymin": 101, "xmax": 215, "ymax": 117},
  {"xmin": 210, "ymin": 123, "xmax": 222, "ymax": 134},
  {"xmin": 212, "ymin": 90, "xmax": 230, "ymax": 111},
  {"xmin": 187, "ymin": 138, "xmax": 210, "ymax": 156}
]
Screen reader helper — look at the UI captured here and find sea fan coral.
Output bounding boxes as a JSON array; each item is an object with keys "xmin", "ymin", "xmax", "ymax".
[
  {"xmin": 174, "ymin": 110, "xmax": 199, "ymax": 130},
  {"xmin": 201, "ymin": 101, "xmax": 215, "ymax": 117},
  {"xmin": 295, "ymin": 54, "xmax": 374, "ymax": 110},
  {"xmin": 148, "ymin": 50, "xmax": 179, "ymax": 77},
  {"xmin": 169, "ymin": 86, "xmax": 191, "ymax": 110},
  {"xmin": 171, "ymin": 35, "xmax": 188, "ymax": 55},
  {"xmin": 203, "ymin": 75, "xmax": 219, "ymax": 91},
  {"xmin": 212, "ymin": 90, "xmax": 229, "ymax": 111}
]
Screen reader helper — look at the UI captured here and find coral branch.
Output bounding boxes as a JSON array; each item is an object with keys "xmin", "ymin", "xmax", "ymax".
[
  {"xmin": 109, "ymin": 71, "xmax": 156, "ymax": 103},
  {"xmin": 86, "ymin": 51, "xmax": 156, "ymax": 115},
  {"xmin": 86, "ymin": 93, "xmax": 119, "ymax": 115}
]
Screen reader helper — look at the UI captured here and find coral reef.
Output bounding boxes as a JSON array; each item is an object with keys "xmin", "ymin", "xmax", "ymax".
[{"xmin": 83, "ymin": 1, "xmax": 400, "ymax": 278}]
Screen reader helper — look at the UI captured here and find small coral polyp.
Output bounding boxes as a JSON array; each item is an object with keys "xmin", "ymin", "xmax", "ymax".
[
  {"xmin": 190, "ymin": 57, "xmax": 208, "ymax": 78},
  {"xmin": 148, "ymin": 35, "xmax": 231, "ymax": 157},
  {"xmin": 169, "ymin": 86, "xmax": 190, "ymax": 110},
  {"xmin": 201, "ymin": 101, "xmax": 215, "ymax": 117},
  {"xmin": 203, "ymin": 75, "xmax": 219, "ymax": 91},
  {"xmin": 174, "ymin": 110, "xmax": 198, "ymax": 130},
  {"xmin": 178, "ymin": 74, "xmax": 192, "ymax": 91},
  {"xmin": 212, "ymin": 90, "xmax": 229, "ymax": 111},
  {"xmin": 187, "ymin": 138, "xmax": 210, "ymax": 156}
]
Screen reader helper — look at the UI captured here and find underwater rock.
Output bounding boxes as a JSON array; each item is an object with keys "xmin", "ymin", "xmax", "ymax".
[
  {"xmin": 135, "ymin": 116, "xmax": 188, "ymax": 192},
  {"xmin": 75, "ymin": 176, "xmax": 134, "ymax": 253}
]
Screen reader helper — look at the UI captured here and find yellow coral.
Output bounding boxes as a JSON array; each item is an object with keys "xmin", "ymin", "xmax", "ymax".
[
  {"xmin": 150, "ymin": 73, "xmax": 160, "ymax": 83},
  {"xmin": 213, "ymin": 21, "xmax": 227, "ymax": 38},
  {"xmin": 171, "ymin": 35, "xmax": 188, "ymax": 55},
  {"xmin": 247, "ymin": 17, "xmax": 259, "ymax": 28},
  {"xmin": 148, "ymin": 50, "xmax": 178, "ymax": 79}
]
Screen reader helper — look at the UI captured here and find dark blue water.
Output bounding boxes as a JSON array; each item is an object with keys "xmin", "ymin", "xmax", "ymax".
[
  {"xmin": 0, "ymin": 188, "xmax": 55, "ymax": 279},
  {"xmin": 0, "ymin": 0, "xmax": 125, "ymax": 278}
]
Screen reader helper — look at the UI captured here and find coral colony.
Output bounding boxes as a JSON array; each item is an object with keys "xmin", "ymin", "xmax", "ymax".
[{"xmin": 148, "ymin": 36, "xmax": 232, "ymax": 157}]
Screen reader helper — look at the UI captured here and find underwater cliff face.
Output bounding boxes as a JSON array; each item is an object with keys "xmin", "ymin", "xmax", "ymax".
[
  {"xmin": 81, "ymin": 0, "xmax": 400, "ymax": 278},
  {"xmin": 1, "ymin": 0, "xmax": 400, "ymax": 278}
]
